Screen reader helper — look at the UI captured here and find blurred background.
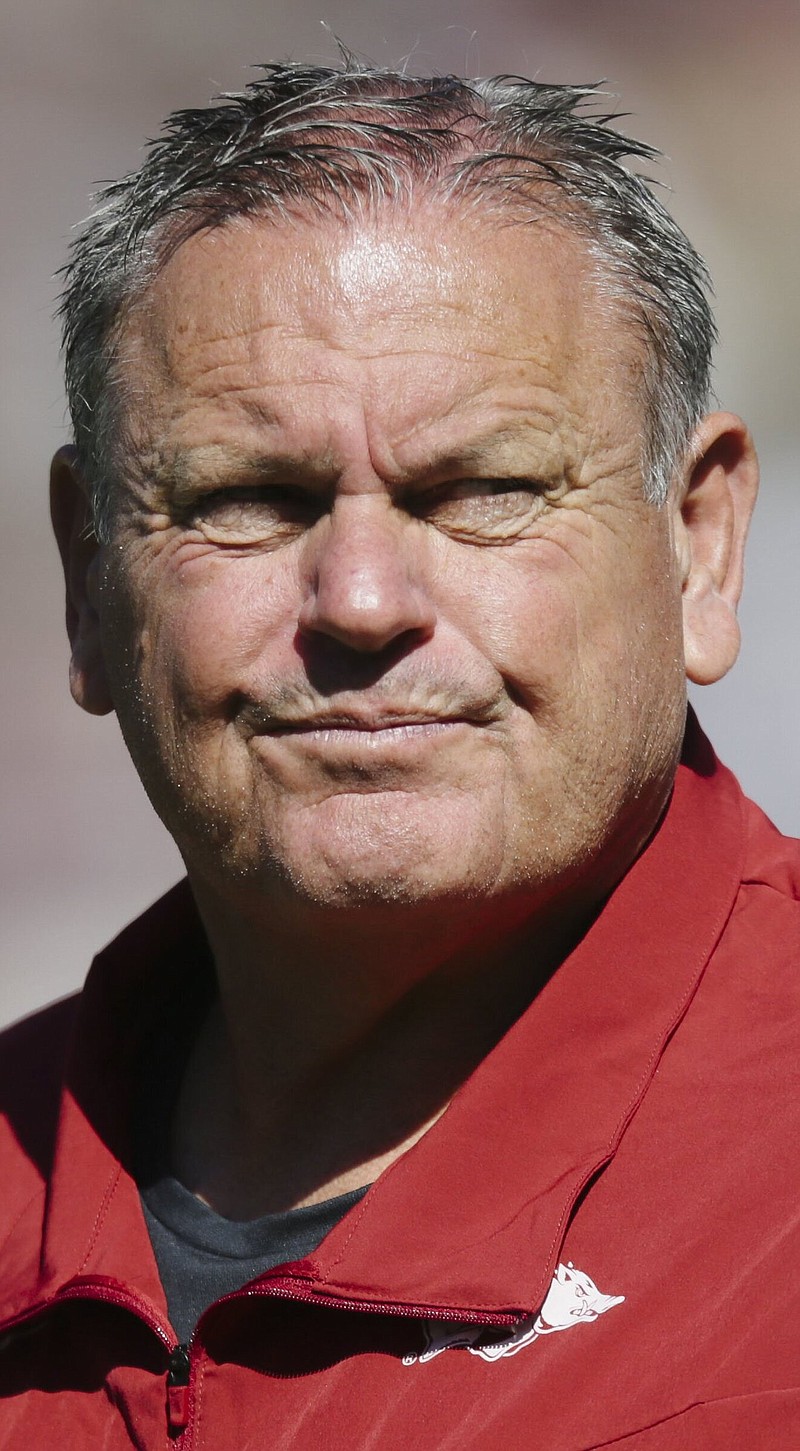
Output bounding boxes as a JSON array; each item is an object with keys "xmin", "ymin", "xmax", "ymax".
[{"xmin": 2, "ymin": 0, "xmax": 798, "ymax": 1027}]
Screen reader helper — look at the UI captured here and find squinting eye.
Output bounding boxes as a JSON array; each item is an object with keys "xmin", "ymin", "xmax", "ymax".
[
  {"xmin": 445, "ymin": 479, "xmax": 541, "ymax": 501},
  {"xmin": 412, "ymin": 478, "xmax": 549, "ymax": 538},
  {"xmin": 189, "ymin": 485, "xmax": 322, "ymax": 545}
]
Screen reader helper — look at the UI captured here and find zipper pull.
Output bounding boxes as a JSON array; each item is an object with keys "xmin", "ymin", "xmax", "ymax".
[{"xmin": 166, "ymin": 1342, "xmax": 191, "ymax": 1435}]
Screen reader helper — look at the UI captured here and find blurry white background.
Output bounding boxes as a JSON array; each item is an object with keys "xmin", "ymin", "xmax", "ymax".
[{"xmin": 2, "ymin": 0, "xmax": 798, "ymax": 1026}]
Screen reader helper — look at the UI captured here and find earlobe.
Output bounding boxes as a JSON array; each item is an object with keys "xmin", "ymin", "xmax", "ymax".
[
  {"xmin": 50, "ymin": 446, "xmax": 115, "ymax": 716},
  {"xmin": 677, "ymin": 412, "xmax": 759, "ymax": 686}
]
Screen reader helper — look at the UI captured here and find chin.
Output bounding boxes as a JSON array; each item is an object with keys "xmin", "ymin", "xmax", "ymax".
[
  {"xmin": 200, "ymin": 842, "xmax": 491, "ymax": 913},
  {"xmin": 276, "ymin": 862, "xmax": 462, "ymax": 910},
  {"xmin": 195, "ymin": 788, "xmax": 508, "ymax": 909}
]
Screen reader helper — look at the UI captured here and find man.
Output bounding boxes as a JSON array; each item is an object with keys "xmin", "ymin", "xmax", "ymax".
[{"xmin": 0, "ymin": 59, "xmax": 797, "ymax": 1448}]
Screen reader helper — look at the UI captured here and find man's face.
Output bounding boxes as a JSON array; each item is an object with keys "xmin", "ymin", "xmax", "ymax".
[{"xmin": 90, "ymin": 208, "xmax": 688, "ymax": 916}]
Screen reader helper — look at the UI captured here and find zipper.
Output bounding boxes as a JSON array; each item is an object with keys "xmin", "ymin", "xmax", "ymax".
[
  {"xmin": 47, "ymin": 1280, "xmax": 195, "ymax": 1437},
  {"xmin": 167, "ymin": 1343, "xmax": 192, "ymax": 1435},
  {"xmin": 0, "ymin": 1272, "xmax": 521, "ymax": 1441},
  {"xmin": 55, "ymin": 1276, "xmax": 175, "ymax": 1344},
  {"xmin": 0, "ymin": 1279, "xmax": 188, "ymax": 1438},
  {"xmin": 217, "ymin": 1271, "xmax": 520, "ymax": 1328},
  {"xmin": 0, "ymin": 1279, "xmax": 172, "ymax": 1351}
]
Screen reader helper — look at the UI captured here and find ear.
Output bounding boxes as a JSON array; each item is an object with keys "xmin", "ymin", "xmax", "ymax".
[
  {"xmin": 674, "ymin": 412, "xmax": 759, "ymax": 686},
  {"xmin": 50, "ymin": 445, "xmax": 114, "ymax": 716}
]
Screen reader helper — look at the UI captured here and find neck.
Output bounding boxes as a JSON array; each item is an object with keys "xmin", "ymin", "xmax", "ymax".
[{"xmin": 171, "ymin": 883, "xmax": 592, "ymax": 1218}]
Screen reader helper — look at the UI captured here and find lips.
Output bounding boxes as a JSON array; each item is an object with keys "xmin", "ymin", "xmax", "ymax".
[
  {"xmin": 235, "ymin": 689, "xmax": 506, "ymax": 742},
  {"xmin": 264, "ymin": 714, "xmax": 469, "ymax": 735}
]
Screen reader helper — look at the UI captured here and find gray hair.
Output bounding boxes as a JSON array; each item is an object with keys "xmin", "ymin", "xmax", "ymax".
[{"xmin": 59, "ymin": 58, "xmax": 716, "ymax": 540}]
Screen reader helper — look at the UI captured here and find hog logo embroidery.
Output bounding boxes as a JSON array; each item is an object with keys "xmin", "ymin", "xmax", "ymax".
[{"xmin": 402, "ymin": 1261, "xmax": 625, "ymax": 1365}]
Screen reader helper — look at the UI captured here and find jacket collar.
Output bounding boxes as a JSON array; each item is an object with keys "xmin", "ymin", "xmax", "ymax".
[
  {"xmin": 0, "ymin": 884, "xmax": 209, "ymax": 1330},
  {"xmin": 309, "ymin": 716, "xmax": 746, "ymax": 1316},
  {"xmin": 0, "ymin": 713, "xmax": 747, "ymax": 1329}
]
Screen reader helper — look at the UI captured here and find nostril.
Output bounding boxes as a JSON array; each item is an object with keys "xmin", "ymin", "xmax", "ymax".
[
  {"xmin": 294, "ymin": 627, "xmax": 431, "ymax": 693},
  {"xmin": 297, "ymin": 606, "xmax": 432, "ymax": 655}
]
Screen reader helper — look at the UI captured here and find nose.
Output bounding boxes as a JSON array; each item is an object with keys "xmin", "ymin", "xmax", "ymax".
[{"xmin": 298, "ymin": 497, "xmax": 435, "ymax": 654}]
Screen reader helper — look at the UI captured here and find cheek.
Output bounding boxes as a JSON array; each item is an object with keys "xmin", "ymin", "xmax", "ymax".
[
  {"xmin": 437, "ymin": 526, "xmax": 683, "ymax": 721},
  {"xmin": 132, "ymin": 554, "xmax": 299, "ymax": 714},
  {"xmin": 436, "ymin": 538, "xmax": 587, "ymax": 707}
]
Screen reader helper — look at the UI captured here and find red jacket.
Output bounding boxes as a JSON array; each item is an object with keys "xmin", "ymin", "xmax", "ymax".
[{"xmin": 1, "ymin": 722, "xmax": 799, "ymax": 1448}]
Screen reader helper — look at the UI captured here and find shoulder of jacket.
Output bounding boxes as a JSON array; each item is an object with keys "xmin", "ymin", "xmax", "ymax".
[
  {"xmin": 0, "ymin": 995, "xmax": 80, "ymax": 1219},
  {"xmin": 739, "ymin": 792, "xmax": 800, "ymax": 904}
]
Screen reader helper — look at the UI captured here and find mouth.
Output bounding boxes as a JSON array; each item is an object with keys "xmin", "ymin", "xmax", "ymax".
[
  {"xmin": 238, "ymin": 692, "xmax": 505, "ymax": 768},
  {"xmin": 264, "ymin": 714, "xmax": 472, "ymax": 738},
  {"xmin": 260, "ymin": 718, "xmax": 476, "ymax": 758},
  {"xmin": 246, "ymin": 711, "xmax": 483, "ymax": 769}
]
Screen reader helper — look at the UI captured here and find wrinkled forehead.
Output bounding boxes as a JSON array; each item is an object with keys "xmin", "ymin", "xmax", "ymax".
[
  {"xmin": 118, "ymin": 204, "xmax": 644, "ymax": 471},
  {"xmin": 131, "ymin": 202, "xmax": 603, "ymax": 354}
]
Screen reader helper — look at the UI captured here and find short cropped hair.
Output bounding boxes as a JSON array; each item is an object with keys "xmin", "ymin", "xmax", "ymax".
[{"xmin": 59, "ymin": 58, "xmax": 716, "ymax": 539}]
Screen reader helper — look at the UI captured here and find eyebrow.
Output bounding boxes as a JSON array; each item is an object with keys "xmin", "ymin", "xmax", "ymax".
[
  {"xmin": 149, "ymin": 419, "xmax": 564, "ymax": 507},
  {"xmin": 150, "ymin": 446, "xmax": 340, "ymax": 507},
  {"xmin": 392, "ymin": 420, "xmax": 568, "ymax": 485}
]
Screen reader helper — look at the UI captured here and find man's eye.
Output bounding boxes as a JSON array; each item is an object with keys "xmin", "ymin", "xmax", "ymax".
[
  {"xmin": 188, "ymin": 485, "xmax": 321, "ymax": 544},
  {"xmin": 412, "ymin": 479, "xmax": 549, "ymax": 537}
]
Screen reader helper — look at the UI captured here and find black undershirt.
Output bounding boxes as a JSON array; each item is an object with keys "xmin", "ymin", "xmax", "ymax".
[
  {"xmin": 140, "ymin": 1173, "xmax": 368, "ymax": 1345},
  {"xmin": 134, "ymin": 980, "xmax": 368, "ymax": 1344}
]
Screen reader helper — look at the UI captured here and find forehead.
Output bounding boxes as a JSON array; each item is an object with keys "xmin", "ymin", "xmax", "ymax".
[{"xmin": 124, "ymin": 205, "xmax": 637, "ymax": 476}]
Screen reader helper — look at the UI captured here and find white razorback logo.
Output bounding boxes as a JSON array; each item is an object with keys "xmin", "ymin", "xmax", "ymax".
[{"xmin": 403, "ymin": 1262, "xmax": 625, "ymax": 1365}]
